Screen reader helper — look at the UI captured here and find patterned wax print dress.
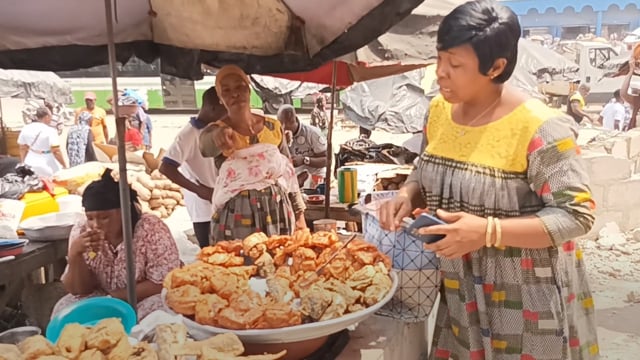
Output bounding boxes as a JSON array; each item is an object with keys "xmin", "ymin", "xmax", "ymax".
[
  {"xmin": 52, "ymin": 214, "xmax": 181, "ymax": 321},
  {"xmin": 211, "ymin": 117, "xmax": 304, "ymax": 242},
  {"xmin": 410, "ymin": 95, "xmax": 599, "ymax": 360}
]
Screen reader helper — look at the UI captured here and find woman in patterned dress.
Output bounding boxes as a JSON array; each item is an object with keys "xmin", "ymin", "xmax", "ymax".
[
  {"xmin": 379, "ymin": 1, "xmax": 598, "ymax": 359},
  {"xmin": 52, "ymin": 169, "xmax": 181, "ymax": 320},
  {"xmin": 199, "ymin": 65, "xmax": 307, "ymax": 242}
]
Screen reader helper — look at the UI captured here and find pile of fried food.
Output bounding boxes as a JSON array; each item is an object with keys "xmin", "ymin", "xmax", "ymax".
[
  {"xmin": 163, "ymin": 229, "xmax": 393, "ymax": 330},
  {"xmin": 154, "ymin": 323, "xmax": 285, "ymax": 360},
  {"xmin": 0, "ymin": 318, "xmax": 155, "ymax": 360},
  {"xmin": 0, "ymin": 319, "xmax": 286, "ymax": 360}
]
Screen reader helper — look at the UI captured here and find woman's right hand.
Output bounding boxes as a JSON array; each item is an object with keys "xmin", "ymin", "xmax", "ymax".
[
  {"xmin": 212, "ymin": 125, "xmax": 235, "ymax": 153},
  {"xmin": 69, "ymin": 228, "xmax": 104, "ymax": 258},
  {"xmin": 379, "ymin": 194, "xmax": 413, "ymax": 232}
]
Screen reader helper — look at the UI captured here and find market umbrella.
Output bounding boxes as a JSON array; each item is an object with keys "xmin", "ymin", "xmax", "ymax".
[
  {"xmin": 0, "ymin": 0, "xmax": 424, "ymax": 80},
  {"xmin": 0, "ymin": 0, "xmax": 425, "ymax": 311},
  {"xmin": 267, "ymin": 58, "xmax": 427, "ymax": 88}
]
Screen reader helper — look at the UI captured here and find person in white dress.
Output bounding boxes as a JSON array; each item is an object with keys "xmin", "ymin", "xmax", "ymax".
[{"xmin": 17, "ymin": 106, "xmax": 67, "ymax": 177}]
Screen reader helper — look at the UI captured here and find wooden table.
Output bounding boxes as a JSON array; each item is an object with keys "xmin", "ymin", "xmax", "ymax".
[
  {"xmin": 0, "ymin": 240, "xmax": 68, "ymax": 313},
  {"xmin": 305, "ymin": 201, "xmax": 362, "ymax": 231}
]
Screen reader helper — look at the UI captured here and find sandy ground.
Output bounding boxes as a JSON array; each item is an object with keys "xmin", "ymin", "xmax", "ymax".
[{"xmin": 54, "ymin": 112, "xmax": 639, "ymax": 358}]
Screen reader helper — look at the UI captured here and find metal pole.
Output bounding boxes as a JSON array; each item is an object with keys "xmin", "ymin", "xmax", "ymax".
[
  {"xmin": 104, "ymin": 0, "xmax": 137, "ymax": 311},
  {"xmin": 323, "ymin": 61, "xmax": 338, "ymax": 218}
]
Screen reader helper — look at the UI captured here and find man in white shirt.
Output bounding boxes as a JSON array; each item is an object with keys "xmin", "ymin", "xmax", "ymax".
[
  {"xmin": 598, "ymin": 90, "xmax": 626, "ymax": 131},
  {"xmin": 159, "ymin": 87, "xmax": 226, "ymax": 247},
  {"xmin": 277, "ymin": 105, "xmax": 327, "ymax": 189}
]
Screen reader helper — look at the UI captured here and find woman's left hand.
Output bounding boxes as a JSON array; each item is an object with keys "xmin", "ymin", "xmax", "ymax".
[{"xmin": 419, "ymin": 210, "xmax": 487, "ymax": 259}]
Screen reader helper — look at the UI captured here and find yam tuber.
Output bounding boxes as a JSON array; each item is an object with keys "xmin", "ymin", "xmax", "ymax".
[
  {"xmin": 132, "ymin": 182, "xmax": 151, "ymax": 201},
  {"xmin": 164, "ymin": 191, "xmax": 183, "ymax": 202},
  {"xmin": 137, "ymin": 173, "xmax": 155, "ymax": 191},
  {"xmin": 149, "ymin": 199, "xmax": 163, "ymax": 209},
  {"xmin": 163, "ymin": 198, "xmax": 178, "ymax": 208},
  {"xmin": 151, "ymin": 169, "xmax": 165, "ymax": 180},
  {"xmin": 151, "ymin": 189, "xmax": 163, "ymax": 199}
]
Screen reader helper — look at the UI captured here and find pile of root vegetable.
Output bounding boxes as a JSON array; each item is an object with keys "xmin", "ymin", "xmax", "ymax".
[{"xmin": 94, "ymin": 169, "xmax": 185, "ymax": 219}]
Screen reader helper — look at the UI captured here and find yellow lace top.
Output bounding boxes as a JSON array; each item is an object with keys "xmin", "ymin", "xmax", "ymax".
[{"xmin": 425, "ymin": 95, "xmax": 562, "ymax": 173}]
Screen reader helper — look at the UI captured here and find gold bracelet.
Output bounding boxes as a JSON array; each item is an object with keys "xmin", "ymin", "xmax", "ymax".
[
  {"xmin": 485, "ymin": 216, "xmax": 494, "ymax": 248},
  {"xmin": 494, "ymin": 217, "xmax": 503, "ymax": 249}
]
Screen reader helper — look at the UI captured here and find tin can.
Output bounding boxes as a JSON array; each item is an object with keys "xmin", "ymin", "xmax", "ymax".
[{"xmin": 338, "ymin": 167, "xmax": 358, "ymax": 204}]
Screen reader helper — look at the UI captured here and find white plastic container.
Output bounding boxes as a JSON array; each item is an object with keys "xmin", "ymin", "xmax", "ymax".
[{"xmin": 56, "ymin": 195, "xmax": 83, "ymax": 213}]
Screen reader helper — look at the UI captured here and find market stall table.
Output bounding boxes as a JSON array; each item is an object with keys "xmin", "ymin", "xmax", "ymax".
[
  {"xmin": 0, "ymin": 240, "xmax": 68, "ymax": 314},
  {"xmin": 305, "ymin": 201, "xmax": 362, "ymax": 231}
]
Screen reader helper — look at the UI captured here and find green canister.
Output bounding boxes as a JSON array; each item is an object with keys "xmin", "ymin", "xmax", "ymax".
[{"xmin": 338, "ymin": 167, "xmax": 358, "ymax": 203}]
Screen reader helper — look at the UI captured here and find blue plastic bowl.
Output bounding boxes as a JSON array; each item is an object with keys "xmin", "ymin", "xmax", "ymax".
[{"xmin": 46, "ymin": 297, "xmax": 136, "ymax": 343}]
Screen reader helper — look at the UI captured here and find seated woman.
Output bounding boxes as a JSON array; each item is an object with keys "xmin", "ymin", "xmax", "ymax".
[
  {"xmin": 52, "ymin": 169, "xmax": 181, "ymax": 320},
  {"xmin": 200, "ymin": 65, "xmax": 306, "ymax": 242}
]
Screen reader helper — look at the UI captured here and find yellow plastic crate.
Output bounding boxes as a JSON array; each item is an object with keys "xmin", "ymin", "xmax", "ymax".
[{"xmin": 20, "ymin": 187, "xmax": 69, "ymax": 221}]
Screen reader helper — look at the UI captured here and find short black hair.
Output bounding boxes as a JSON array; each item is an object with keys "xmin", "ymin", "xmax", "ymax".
[
  {"xmin": 613, "ymin": 89, "xmax": 621, "ymax": 99},
  {"xmin": 202, "ymin": 86, "xmax": 220, "ymax": 107},
  {"xmin": 35, "ymin": 106, "xmax": 50, "ymax": 120},
  {"xmin": 437, "ymin": 0, "xmax": 521, "ymax": 84}
]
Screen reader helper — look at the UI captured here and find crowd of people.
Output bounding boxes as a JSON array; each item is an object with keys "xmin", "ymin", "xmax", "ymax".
[{"xmin": 16, "ymin": 90, "xmax": 154, "ymax": 177}]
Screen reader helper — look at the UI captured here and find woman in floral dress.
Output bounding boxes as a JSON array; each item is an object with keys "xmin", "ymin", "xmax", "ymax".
[
  {"xmin": 52, "ymin": 169, "xmax": 181, "ymax": 320},
  {"xmin": 380, "ymin": 1, "xmax": 598, "ymax": 359}
]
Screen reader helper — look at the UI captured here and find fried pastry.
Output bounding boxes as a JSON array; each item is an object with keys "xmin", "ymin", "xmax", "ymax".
[
  {"xmin": 216, "ymin": 307, "xmax": 264, "ymax": 330},
  {"xmin": 160, "ymin": 230, "xmax": 394, "ymax": 330},
  {"xmin": 195, "ymin": 333, "xmax": 244, "ymax": 356},
  {"xmin": 18, "ymin": 335, "xmax": 56, "ymax": 360},
  {"xmin": 320, "ymin": 278, "xmax": 362, "ymax": 306},
  {"xmin": 299, "ymin": 286, "xmax": 333, "ymax": 321},
  {"xmin": 57, "ymin": 322, "xmax": 89, "ymax": 359},
  {"xmin": 85, "ymin": 318, "xmax": 126, "ymax": 352},
  {"xmin": 255, "ymin": 302, "xmax": 302, "ymax": 329},
  {"xmin": 155, "ymin": 323, "xmax": 188, "ymax": 360},
  {"xmin": 0, "ymin": 344, "xmax": 21, "ymax": 360},
  {"xmin": 255, "ymin": 252, "xmax": 276, "ymax": 278},
  {"xmin": 195, "ymin": 293, "xmax": 229, "ymax": 326},
  {"xmin": 129, "ymin": 342, "xmax": 158, "ymax": 360},
  {"xmin": 166, "ymin": 284, "xmax": 201, "ymax": 315},
  {"xmin": 105, "ymin": 336, "xmax": 132, "ymax": 360},
  {"xmin": 266, "ymin": 276, "xmax": 293, "ymax": 303},
  {"xmin": 242, "ymin": 232, "xmax": 269, "ymax": 259},
  {"xmin": 320, "ymin": 292, "xmax": 347, "ymax": 321},
  {"xmin": 346, "ymin": 265, "xmax": 377, "ymax": 290},
  {"xmin": 226, "ymin": 265, "xmax": 258, "ymax": 280},
  {"xmin": 200, "ymin": 348, "xmax": 287, "ymax": 360},
  {"xmin": 78, "ymin": 348, "xmax": 107, "ymax": 360}
]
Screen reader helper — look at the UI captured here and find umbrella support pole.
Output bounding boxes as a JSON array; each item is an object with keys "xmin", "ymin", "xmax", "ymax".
[
  {"xmin": 104, "ymin": 0, "xmax": 137, "ymax": 312},
  {"xmin": 324, "ymin": 61, "xmax": 338, "ymax": 218}
]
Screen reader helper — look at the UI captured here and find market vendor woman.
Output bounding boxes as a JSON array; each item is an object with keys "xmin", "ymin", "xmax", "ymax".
[
  {"xmin": 52, "ymin": 169, "xmax": 181, "ymax": 320},
  {"xmin": 380, "ymin": 1, "xmax": 598, "ymax": 359}
]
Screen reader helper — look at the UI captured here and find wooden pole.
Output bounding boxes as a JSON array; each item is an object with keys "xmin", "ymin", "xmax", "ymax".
[
  {"xmin": 104, "ymin": 0, "xmax": 137, "ymax": 312},
  {"xmin": 324, "ymin": 61, "xmax": 338, "ymax": 218}
]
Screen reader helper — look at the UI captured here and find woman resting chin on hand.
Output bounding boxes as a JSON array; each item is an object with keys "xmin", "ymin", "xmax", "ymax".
[{"xmin": 52, "ymin": 169, "xmax": 181, "ymax": 321}]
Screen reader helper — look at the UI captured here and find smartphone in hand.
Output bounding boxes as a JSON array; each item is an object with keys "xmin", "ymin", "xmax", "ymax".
[{"xmin": 402, "ymin": 212, "xmax": 447, "ymax": 244}]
